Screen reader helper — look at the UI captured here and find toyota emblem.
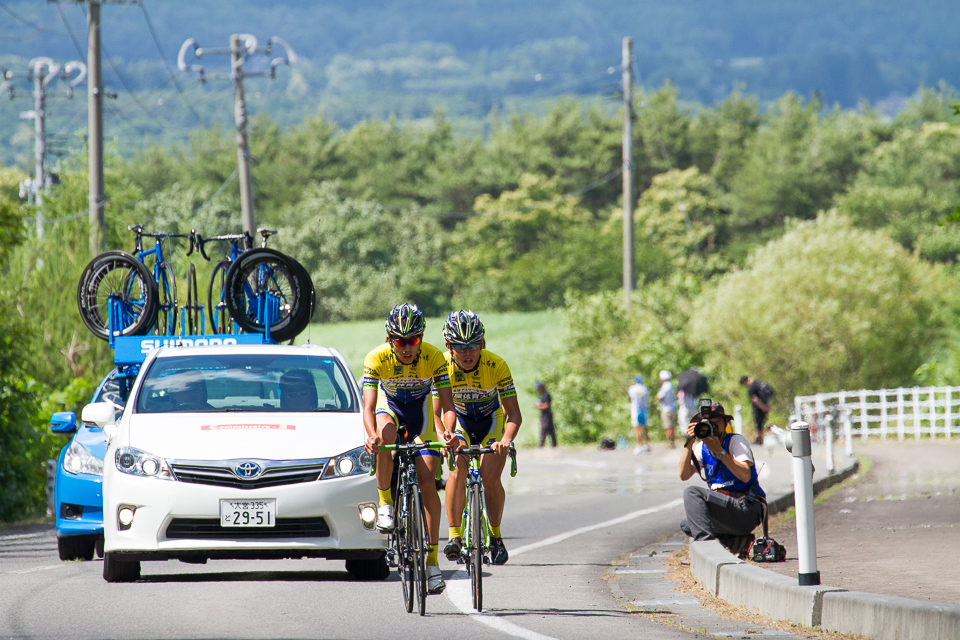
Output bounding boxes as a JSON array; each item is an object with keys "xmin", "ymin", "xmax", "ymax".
[{"xmin": 235, "ymin": 461, "xmax": 263, "ymax": 479}]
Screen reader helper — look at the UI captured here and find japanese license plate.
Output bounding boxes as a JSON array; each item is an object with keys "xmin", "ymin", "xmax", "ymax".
[{"xmin": 220, "ymin": 499, "xmax": 276, "ymax": 527}]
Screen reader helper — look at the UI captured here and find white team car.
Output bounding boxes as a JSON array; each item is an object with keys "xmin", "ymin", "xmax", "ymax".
[{"xmin": 94, "ymin": 343, "xmax": 385, "ymax": 582}]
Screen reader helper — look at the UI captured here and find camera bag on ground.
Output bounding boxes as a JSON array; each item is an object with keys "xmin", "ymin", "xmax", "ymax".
[{"xmin": 750, "ymin": 536, "xmax": 787, "ymax": 562}]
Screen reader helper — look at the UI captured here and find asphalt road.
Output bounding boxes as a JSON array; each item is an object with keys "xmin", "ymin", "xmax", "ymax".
[{"xmin": 0, "ymin": 446, "xmax": 793, "ymax": 640}]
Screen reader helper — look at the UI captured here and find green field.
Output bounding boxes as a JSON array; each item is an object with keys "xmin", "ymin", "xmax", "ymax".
[{"xmin": 296, "ymin": 310, "xmax": 562, "ymax": 447}]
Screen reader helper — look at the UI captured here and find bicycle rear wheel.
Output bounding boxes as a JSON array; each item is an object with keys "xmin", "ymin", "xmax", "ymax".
[
  {"xmin": 470, "ymin": 483, "xmax": 484, "ymax": 612},
  {"xmin": 77, "ymin": 251, "xmax": 158, "ymax": 341},
  {"xmin": 224, "ymin": 248, "xmax": 308, "ymax": 341},
  {"xmin": 410, "ymin": 486, "xmax": 428, "ymax": 616},
  {"xmin": 154, "ymin": 261, "xmax": 177, "ymax": 336},
  {"xmin": 207, "ymin": 260, "xmax": 231, "ymax": 334},
  {"xmin": 184, "ymin": 263, "xmax": 201, "ymax": 334}
]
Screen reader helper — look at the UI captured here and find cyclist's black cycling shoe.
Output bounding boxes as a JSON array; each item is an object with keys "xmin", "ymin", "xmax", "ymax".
[
  {"xmin": 443, "ymin": 537, "xmax": 463, "ymax": 561},
  {"xmin": 489, "ymin": 537, "xmax": 509, "ymax": 565}
]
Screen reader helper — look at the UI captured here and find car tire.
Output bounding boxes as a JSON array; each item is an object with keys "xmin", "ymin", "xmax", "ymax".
[
  {"xmin": 57, "ymin": 535, "xmax": 95, "ymax": 561},
  {"xmin": 103, "ymin": 552, "xmax": 141, "ymax": 583},
  {"xmin": 95, "ymin": 537, "xmax": 104, "ymax": 559},
  {"xmin": 345, "ymin": 555, "xmax": 389, "ymax": 581}
]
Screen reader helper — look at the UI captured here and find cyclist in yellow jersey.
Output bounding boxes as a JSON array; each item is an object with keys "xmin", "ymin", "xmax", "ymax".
[
  {"xmin": 362, "ymin": 303, "xmax": 456, "ymax": 594},
  {"xmin": 434, "ymin": 310, "xmax": 521, "ymax": 566}
]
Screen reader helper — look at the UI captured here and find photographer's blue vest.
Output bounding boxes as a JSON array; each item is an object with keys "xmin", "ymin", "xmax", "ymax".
[{"xmin": 701, "ymin": 434, "xmax": 766, "ymax": 498}]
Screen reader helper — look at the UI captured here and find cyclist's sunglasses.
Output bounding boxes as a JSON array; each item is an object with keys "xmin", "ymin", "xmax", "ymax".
[
  {"xmin": 450, "ymin": 341, "xmax": 482, "ymax": 352},
  {"xmin": 390, "ymin": 335, "xmax": 422, "ymax": 348}
]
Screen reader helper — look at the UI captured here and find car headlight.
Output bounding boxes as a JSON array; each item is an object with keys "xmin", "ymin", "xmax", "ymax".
[
  {"xmin": 114, "ymin": 446, "xmax": 174, "ymax": 480},
  {"xmin": 63, "ymin": 440, "xmax": 104, "ymax": 476},
  {"xmin": 321, "ymin": 446, "xmax": 374, "ymax": 479}
]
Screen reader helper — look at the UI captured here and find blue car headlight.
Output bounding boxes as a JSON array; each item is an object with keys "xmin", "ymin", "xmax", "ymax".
[
  {"xmin": 63, "ymin": 440, "xmax": 103, "ymax": 476},
  {"xmin": 321, "ymin": 446, "xmax": 374, "ymax": 479},
  {"xmin": 115, "ymin": 446, "xmax": 174, "ymax": 480}
]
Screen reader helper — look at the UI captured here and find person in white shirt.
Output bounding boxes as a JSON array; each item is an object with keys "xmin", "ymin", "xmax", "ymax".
[
  {"xmin": 656, "ymin": 370, "xmax": 677, "ymax": 448},
  {"xmin": 627, "ymin": 376, "xmax": 650, "ymax": 454}
]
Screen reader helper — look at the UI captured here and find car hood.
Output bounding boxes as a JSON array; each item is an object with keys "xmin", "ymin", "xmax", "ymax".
[{"xmin": 126, "ymin": 412, "xmax": 365, "ymax": 461}]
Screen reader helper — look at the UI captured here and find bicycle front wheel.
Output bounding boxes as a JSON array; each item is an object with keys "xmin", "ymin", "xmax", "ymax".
[
  {"xmin": 184, "ymin": 263, "xmax": 201, "ymax": 335},
  {"xmin": 77, "ymin": 251, "xmax": 158, "ymax": 341},
  {"xmin": 155, "ymin": 261, "xmax": 177, "ymax": 336},
  {"xmin": 410, "ymin": 486, "xmax": 428, "ymax": 616},
  {"xmin": 469, "ymin": 482, "xmax": 484, "ymax": 612},
  {"xmin": 207, "ymin": 260, "xmax": 231, "ymax": 334},
  {"xmin": 224, "ymin": 248, "xmax": 308, "ymax": 341}
]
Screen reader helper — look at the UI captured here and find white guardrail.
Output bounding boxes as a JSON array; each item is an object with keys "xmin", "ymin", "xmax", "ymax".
[{"xmin": 794, "ymin": 386, "xmax": 960, "ymax": 442}]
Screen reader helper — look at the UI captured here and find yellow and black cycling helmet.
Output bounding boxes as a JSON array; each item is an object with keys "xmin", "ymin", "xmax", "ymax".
[
  {"xmin": 442, "ymin": 309, "xmax": 485, "ymax": 345},
  {"xmin": 385, "ymin": 303, "xmax": 425, "ymax": 338}
]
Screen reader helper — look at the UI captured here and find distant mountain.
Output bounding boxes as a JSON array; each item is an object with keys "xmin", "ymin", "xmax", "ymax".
[{"xmin": 1, "ymin": 0, "xmax": 958, "ymax": 165}]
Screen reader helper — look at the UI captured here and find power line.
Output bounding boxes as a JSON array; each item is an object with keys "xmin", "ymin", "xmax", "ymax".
[
  {"xmin": 54, "ymin": 2, "xmax": 86, "ymax": 59},
  {"xmin": 0, "ymin": 0, "xmax": 70, "ymax": 35},
  {"xmin": 139, "ymin": 2, "xmax": 207, "ymax": 127}
]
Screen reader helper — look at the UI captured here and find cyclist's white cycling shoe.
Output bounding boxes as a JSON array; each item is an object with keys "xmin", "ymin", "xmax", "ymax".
[
  {"xmin": 375, "ymin": 504, "xmax": 395, "ymax": 532},
  {"xmin": 427, "ymin": 565, "xmax": 446, "ymax": 594}
]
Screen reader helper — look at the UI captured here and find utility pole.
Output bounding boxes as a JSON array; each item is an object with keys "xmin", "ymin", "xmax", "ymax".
[
  {"xmin": 179, "ymin": 35, "xmax": 297, "ymax": 236},
  {"xmin": 622, "ymin": 37, "xmax": 635, "ymax": 310},
  {"xmin": 3, "ymin": 57, "xmax": 85, "ymax": 238},
  {"xmin": 48, "ymin": 0, "xmax": 136, "ymax": 254}
]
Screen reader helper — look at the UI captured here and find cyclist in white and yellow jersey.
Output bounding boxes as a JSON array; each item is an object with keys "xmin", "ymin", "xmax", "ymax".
[
  {"xmin": 435, "ymin": 310, "xmax": 521, "ymax": 566},
  {"xmin": 363, "ymin": 303, "xmax": 456, "ymax": 594}
]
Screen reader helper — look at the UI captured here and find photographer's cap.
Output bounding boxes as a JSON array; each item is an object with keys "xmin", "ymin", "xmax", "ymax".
[
  {"xmin": 709, "ymin": 401, "xmax": 734, "ymax": 421},
  {"xmin": 659, "ymin": 370, "xmax": 671, "ymax": 381}
]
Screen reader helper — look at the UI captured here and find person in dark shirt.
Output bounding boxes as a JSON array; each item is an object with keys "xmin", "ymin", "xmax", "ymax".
[
  {"xmin": 740, "ymin": 376, "xmax": 772, "ymax": 445},
  {"xmin": 533, "ymin": 381, "xmax": 556, "ymax": 447}
]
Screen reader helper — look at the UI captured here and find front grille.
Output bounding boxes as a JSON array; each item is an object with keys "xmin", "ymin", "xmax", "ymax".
[
  {"xmin": 165, "ymin": 517, "xmax": 330, "ymax": 539},
  {"xmin": 169, "ymin": 459, "xmax": 327, "ymax": 489}
]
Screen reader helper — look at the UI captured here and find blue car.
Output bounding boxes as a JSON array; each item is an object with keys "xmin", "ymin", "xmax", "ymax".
[{"xmin": 50, "ymin": 366, "xmax": 138, "ymax": 561}]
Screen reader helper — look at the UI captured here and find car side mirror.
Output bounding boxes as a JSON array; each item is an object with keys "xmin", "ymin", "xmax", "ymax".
[
  {"xmin": 81, "ymin": 402, "xmax": 117, "ymax": 429},
  {"xmin": 50, "ymin": 411, "xmax": 78, "ymax": 434}
]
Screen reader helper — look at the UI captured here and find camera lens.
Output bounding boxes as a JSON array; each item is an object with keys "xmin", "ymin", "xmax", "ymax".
[{"xmin": 694, "ymin": 421, "xmax": 713, "ymax": 439}]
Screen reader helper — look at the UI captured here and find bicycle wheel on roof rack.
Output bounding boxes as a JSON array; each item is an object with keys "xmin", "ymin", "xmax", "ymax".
[
  {"xmin": 77, "ymin": 250, "xmax": 158, "ymax": 341},
  {"xmin": 223, "ymin": 248, "xmax": 308, "ymax": 342}
]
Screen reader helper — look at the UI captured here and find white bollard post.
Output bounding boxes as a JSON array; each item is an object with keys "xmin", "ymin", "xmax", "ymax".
[
  {"xmin": 823, "ymin": 413, "xmax": 835, "ymax": 474},
  {"xmin": 787, "ymin": 421, "xmax": 820, "ymax": 586},
  {"xmin": 842, "ymin": 408, "xmax": 854, "ymax": 458},
  {"xmin": 733, "ymin": 404, "xmax": 743, "ymax": 435}
]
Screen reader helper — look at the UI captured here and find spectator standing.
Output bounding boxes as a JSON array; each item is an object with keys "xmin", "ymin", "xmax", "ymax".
[
  {"xmin": 740, "ymin": 376, "xmax": 773, "ymax": 445},
  {"xmin": 656, "ymin": 370, "xmax": 677, "ymax": 448},
  {"xmin": 533, "ymin": 381, "xmax": 556, "ymax": 447},
  {"xmin": 627, "ymin": 376, "xmax": 650, "ymax": 454}
]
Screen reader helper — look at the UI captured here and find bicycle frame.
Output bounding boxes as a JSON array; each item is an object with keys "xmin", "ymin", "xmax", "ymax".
[{"xmin": 128, "ymin": 225, "xmax": 191, "ymax": 336}]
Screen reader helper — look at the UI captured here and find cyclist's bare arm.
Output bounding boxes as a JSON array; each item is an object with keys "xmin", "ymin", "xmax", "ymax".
[
  {"xmin": 435, "ymin": 387, "xmax": 457, "ymax": 446},
  {"xmin": 362, "ymin": 387, "xmax": 380, "ymax": 454},
  {"xmin": 493, "ymin": 395, "xmax": 522, "ymax": 455}
]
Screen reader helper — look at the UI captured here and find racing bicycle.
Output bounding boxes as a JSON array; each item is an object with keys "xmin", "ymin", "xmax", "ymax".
[
  {"xmin": 372, "ymin": 440, "xmax": 443, "ymax": 616},
  {"xmin": 77, "ymin": 225, "xmax": 195, "ymax": 341},
  {"xmin": 449, "ymin": 443, "xmax": 517, "ymax": 612},
  {"xmin": 199, "ymin": 228, "xmax": 315, "ymax": 342}
]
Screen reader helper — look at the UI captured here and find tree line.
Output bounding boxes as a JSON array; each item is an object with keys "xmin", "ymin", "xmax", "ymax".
[{"xmin": 1, "ymin": 84, "xmax": 959, "ymax": 519}]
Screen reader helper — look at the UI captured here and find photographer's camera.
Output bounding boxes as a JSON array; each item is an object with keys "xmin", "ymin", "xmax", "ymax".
[{"xmin": 694, "ymin": 420, "xmax": 714, "ymax": 439}]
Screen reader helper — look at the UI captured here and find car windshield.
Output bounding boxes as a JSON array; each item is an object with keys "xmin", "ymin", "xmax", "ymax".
[{"xmin": 134, "ymin": 354, "xmax": 358, "ymax": 414}]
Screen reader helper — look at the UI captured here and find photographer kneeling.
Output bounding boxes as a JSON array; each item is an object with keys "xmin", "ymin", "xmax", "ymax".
[{"xmin": 678, "ymin": 400, "xmax": 765, "ymax": 558}]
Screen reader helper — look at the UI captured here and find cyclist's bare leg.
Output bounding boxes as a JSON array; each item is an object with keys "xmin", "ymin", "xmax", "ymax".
[
  {"xmin": 444, "ymin": 454, "xmax": 470, "ymax": 529},
  {"xmin": 375, "ymin": 415, "xmax": 397, "ymax": 493},
  {"xmin": 415, "ymin": 454, "xmax": 442, "ymax": 547},
  {"xmin": 479, "ymin": 451, "xmax": 508, "ymax": 528}
]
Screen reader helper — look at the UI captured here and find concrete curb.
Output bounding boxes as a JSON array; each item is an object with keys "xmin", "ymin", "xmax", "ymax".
[{"xmin": 688, "ymin": 458, "xmax": 960, "ymax": 639}]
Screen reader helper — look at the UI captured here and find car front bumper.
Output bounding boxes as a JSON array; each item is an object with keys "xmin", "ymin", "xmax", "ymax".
[{"xmin": 103, "ymin": 470, "xmax": 384, "ymax": 561}]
